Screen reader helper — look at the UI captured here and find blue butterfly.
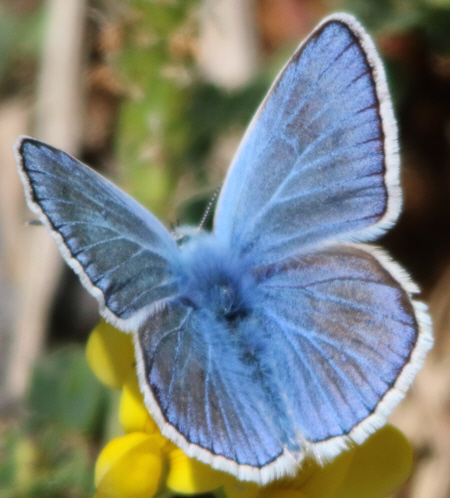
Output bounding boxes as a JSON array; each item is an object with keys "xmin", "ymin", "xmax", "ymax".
[{"xmin": 16, "ymin": 13, "xmax": 432, "ymax": 484}]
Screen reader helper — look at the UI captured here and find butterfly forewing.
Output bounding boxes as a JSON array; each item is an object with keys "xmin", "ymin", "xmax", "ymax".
[
  {"xmin": 16, "ymin": 138, "xmax": 181, "ymax": 325},
  {"xmin": 214, "ymin": 15, "xmax": 399, "ymax": 266}
]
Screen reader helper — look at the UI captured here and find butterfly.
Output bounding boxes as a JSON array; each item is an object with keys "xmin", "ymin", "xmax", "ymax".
[{"xmin": 16, "ymin": 12, "xmax": 432, "ymax": 484}]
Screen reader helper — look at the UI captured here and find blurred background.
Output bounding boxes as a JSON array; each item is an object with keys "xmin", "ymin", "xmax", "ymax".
[{"xmin": 0, "ymin": 0, "xmax": 450, "ymax": 496}]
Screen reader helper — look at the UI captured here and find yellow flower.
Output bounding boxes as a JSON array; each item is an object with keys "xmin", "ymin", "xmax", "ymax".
[
  {"xmin": 88, "ymin": 320, "xmax": 413, "ymax": 498},
  {"xmin": 86, "ymin": 320, "xmax": 135, "ymax": 389},
  {"xmin": 94, "ymin": 433, "xmax": 163, "ymax": 498},
  {"xmin": 166, "ymin": 447, "xmax": 233, "ymax": 494},
  {"xmin": 119, "ymin": 371, "xmax": 157, "ymax": 434}
]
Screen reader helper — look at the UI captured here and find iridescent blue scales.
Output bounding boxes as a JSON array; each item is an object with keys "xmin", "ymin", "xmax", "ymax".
[{"xmin": 16, "ymin": 13, "xmax": 432, "ymax": 484}]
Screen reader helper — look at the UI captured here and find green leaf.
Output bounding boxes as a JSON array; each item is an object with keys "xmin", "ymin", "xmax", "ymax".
[{"xmin": 27, "ymin": 346, "xmax": 110, "ymax": 437}]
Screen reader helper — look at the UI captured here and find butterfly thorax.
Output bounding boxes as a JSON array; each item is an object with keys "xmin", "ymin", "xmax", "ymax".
[{"xmin": 177, "ymin": 231, "xmax": 256, "ymax": 325}]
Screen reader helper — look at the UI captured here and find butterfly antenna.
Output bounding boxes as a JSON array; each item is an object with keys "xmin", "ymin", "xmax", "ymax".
[{"xmin": 198, "ymin": 187, "xmax": 220, "ymax": 231}]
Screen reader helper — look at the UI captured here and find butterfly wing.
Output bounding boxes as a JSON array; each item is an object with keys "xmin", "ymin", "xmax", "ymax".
[
  {"xmin": 135, "ymin": 300, "xmax": 300, "ymax": 482},
  {"xmin": 254, "ymin": 243, "xmax": 431, "ymax": 459},
  {"xmin": 214, "ymin": 13, "xmax": 399, "ymax": 266},
  {"xmin": 16, "ymin": 137, "xmax": 181, "ymax": 329}
]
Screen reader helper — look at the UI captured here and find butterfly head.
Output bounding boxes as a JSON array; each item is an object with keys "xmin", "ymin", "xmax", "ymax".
[
  {"xmin": 177, "ymin": 231, "xmax": 256, "ymax": 326},
  {"xmin": 173, "ymin": 225, "xmax": 200, "ymax": 247}
]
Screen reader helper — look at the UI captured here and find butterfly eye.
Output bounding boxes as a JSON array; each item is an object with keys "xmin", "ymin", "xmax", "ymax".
[
  {"xmin": 174, "ymin": 225, "xmax": 201, "ymax": 247},
  {"xmin": 175, "ymin": 233, "xmax": 190, "ymax": 246}
]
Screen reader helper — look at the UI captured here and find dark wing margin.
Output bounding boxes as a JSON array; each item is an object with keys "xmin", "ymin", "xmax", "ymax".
[
  {"xmin": 15, "ymin": 136, "xmax": 181, "ymax": 330},
  {"xmin": 214, "ymin": 13, "xmax": 400, "ymax": 266}
]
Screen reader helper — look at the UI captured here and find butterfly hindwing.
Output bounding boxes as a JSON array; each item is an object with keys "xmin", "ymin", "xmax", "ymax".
[
  {"xmin": 214, "ymin": 14, "xmax": 399, "ymax": 266},
  {"xmin": 136, "ymin": 299, "xmax": 301, "ymax": 480},
  {"xmin": 255, "ymin": 243, "xmax": 429, "ymax": 452},
  {"xmin": 16, "ymin": 137, "xmax": 181, "ymax": 326}
]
